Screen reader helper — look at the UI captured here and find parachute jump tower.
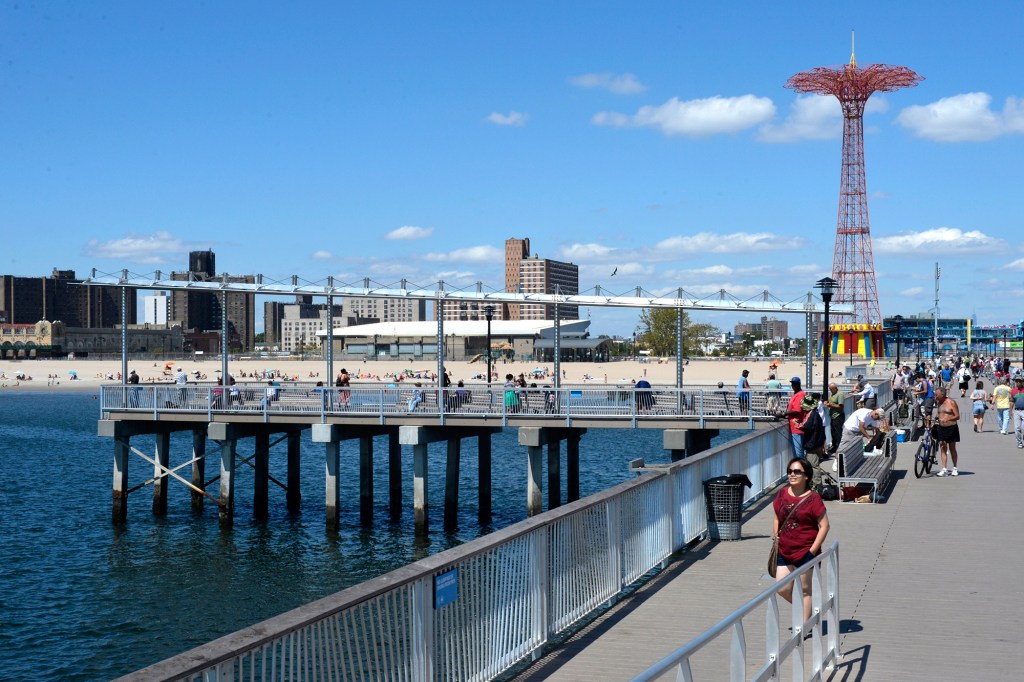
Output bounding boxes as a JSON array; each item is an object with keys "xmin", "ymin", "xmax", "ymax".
[{"xmin": 788, "ymin": 39, "xmax": 922, "ymax": 358}]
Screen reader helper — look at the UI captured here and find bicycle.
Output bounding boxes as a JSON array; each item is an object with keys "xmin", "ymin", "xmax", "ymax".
[{"xmin": 914, "ymin": 426, "xmax": 938, "ymax": 478}]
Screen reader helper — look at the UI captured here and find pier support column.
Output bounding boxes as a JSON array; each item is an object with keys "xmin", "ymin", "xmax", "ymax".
[
  {"xmin": 113, "ymin": 434, "xmax": 130, "ymax": 524},
  {"xmin": 664, "ymin": 429, "xmax": 720, "ymax": 462},
  {"xmin": 388, "ymin": 432, "xmax": 402, "ymax": 519},
  {"xmin": 444, "ymin": 438, "xmax": 461, "ymax": 529},
  {"xmin": 314, "ymin": 424, "xmax": 342, "ymax": 532},
  {"xmin": 253, "ymin": 432, "xmax": 270, "ymax": 521},
  {"xmin": 208, "ymin": 423, "xmax": 238, "ymax": 529},
  {"xmin": 413, "ymin": 443, "xmax": 429, "ymax": 533},
  {"xmin": 360, "ymin": 436, "xmax": 374, "ymax": 525},
  {"xmin": 547, "ymin": 439, "xmax": 561, "ymax": 509},
  {"xmin": 152, "ymin": 432, "xmax": 171, "ymax": 516},
  {"xmin": 567, "ymin": 431, "xmax": 581, "ymax": 503},
  {"xmin": 478, "ymin": 432, "xmax": 492, "ymax": 524},
  {"xmin": 520, "ymin": 427, "xmax": 587, "ymax": 515},
  {"xmin": 286, "ymin": 431, "xmax": 301, "ymax": 514},
  {"xmin": 191, "ymin": 429, "xmax": 206, "ymax": 511}
]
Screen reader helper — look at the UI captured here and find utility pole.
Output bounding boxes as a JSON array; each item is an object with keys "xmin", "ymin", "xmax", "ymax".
[{"xmin": 933, "ymin": 263, "xmax": 941, "ymax": 359}]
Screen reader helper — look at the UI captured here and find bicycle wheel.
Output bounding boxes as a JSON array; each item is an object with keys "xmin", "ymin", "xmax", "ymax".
[
  {"xmin": 923, "ymin": 441, "xmax": 935, "ymax": 474},
  {"xmin": 914, "ymin": 442, "xmax": 927, "ymax": 478}
]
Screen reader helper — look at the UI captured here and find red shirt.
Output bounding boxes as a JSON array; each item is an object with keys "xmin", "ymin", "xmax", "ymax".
[
  {"xmin": 773, "ymin": 486, "xmax": 826, "ymax": 562},
  {"xmin": 787, "ymin": 390, "xmax": 806, "ymax": 434}
]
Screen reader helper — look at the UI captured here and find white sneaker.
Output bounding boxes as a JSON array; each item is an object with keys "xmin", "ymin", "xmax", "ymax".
[
  {"xmin": 937, "ymin": 468, "xmax": 948, "ymax": 477},
  {"xmin": 951, "ymin": 468, "xmax": 959, "ymax": 477}
]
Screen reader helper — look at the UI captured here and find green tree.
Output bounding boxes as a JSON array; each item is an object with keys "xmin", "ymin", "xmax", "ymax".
[{"xmin": 636, "ymin": 309, "xmax": 721, "ymax": 357}]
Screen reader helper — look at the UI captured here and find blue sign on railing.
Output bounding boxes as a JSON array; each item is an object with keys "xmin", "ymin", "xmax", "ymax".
[{"xmin": 434, "ymin": 568, "xmax": 458, "ymax": 609}]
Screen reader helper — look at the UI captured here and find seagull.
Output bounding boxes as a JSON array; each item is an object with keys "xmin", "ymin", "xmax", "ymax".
[{"xmin": 611, "ymin": 267, "xmax": 618, "ymax": 276}]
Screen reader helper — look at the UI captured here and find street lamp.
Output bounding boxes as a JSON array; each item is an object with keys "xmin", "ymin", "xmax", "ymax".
[
  {"xmin": 484, "ymin": 305, "xmax": 494, "ymax": 390},
  {"xmin": 893, "ymin": 314, "xmax": 904, "ymax": 368},
  {"xmin": 815, "ymin": 277, "xmax": 837, "ymax": 390}
]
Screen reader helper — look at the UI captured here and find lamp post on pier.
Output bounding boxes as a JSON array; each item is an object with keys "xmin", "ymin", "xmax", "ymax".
[
  {"xmin": 815, "ymin": 277, "xmax": 837, "ymax": 389},
  {"xmin": 484, "ymin": 305, "xmax": 494, "ymax": 391},
  {"xmin": 893, "ymin": 314, "xmax": 904, "ymax": 368}
]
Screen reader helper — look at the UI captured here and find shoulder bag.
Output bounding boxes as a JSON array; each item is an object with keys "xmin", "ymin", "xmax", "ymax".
[{"xmin": 768, "ymin": 493, "xmax": 812, "ymax": 578}]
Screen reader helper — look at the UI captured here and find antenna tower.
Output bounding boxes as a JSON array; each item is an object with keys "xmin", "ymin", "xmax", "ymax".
[{"xmin": 787, "ymin": 39, "xmax": 922, "ymax": 324}]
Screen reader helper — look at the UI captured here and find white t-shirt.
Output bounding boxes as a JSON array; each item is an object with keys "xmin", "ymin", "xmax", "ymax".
[{"xmin": 843, "ymin": 407, "xmax": 878, "ymax": 433}]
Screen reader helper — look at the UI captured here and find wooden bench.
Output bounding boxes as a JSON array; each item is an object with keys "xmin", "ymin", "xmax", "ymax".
[{"xmin": 837, "ymin": 431, "xmax": 897, "ymax": 503}]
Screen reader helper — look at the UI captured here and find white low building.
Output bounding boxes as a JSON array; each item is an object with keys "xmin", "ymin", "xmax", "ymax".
[{"xmin": 318, "ymin": 319, "xmax": 591, "ymax": 362}]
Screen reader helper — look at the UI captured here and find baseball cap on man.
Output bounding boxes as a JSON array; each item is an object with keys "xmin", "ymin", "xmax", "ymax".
[{"xmin": 790, "ymin": 376, "xmax": 802, "ymax": 384}]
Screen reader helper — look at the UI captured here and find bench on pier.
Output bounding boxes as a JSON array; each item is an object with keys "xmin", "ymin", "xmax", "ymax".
[{"xmin": 837, "ymin": 431, "xmax": 897, "ymax": 504}]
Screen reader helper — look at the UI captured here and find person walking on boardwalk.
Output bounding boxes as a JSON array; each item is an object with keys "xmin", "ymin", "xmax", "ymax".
[
  {"xmin": 934, "ymin": 387, "xmax": 962, "ymax": 477},
  {"xmin": 336, "ymin": 368, "xmax": 351, "ymax": 408},
  {"xmin": 990, "ymin": 377, "xmax": 1012, "ymax": 435},
  {"xmin": 783, "ymin": 377, "xmax": 807, "ymax": 460},
  {"xmin": 773, "ymin": 457, "xmax": 830, "ymax": 627},
  {"xmin": 969, "ymin": 381, "xmax": 988, "ymax": 433},
  {"xmin": 1012, "ymin": 377, "xmax": 1024, "ymax": 449}
]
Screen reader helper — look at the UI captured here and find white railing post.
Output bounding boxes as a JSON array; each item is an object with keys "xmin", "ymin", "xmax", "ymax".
[
  {"xmin": 410, "ymin": 576, "xmax": 434, "ymax": 682},
  {"xmin": 606, "ymin": 497, "xmax": 622, "ymax": 598},
  {"xmin": 765, "ymin": 593, "xmax": 780, "ymax": 677},
  {"xmin": 665, "ymin": 472, "xmax": 679, "ymax": 558},
  {"xmin": 531, "ymin": 528, "xmax": 550, "ymax": 658},
  {"xmin": 729, "ymin": 621, "xmax": 746, "ymax": 682},
  {"xmin": 791, "ymin": 575, "xmax": 804, "ymax": 681},
  {"xmin": 830, "ymin": 546, "xmax": 841, "ymax": 661}
]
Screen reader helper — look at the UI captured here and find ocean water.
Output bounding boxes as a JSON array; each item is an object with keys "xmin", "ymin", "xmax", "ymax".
[{"xmin": 0, "ymin": 391, "xmax": 739, "ymax": 681}]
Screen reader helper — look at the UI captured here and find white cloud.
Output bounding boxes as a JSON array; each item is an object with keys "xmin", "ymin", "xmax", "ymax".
[
  {"xmin": 311, "ymin": 250, "xmax": 333, "ymax": 260},
  {"xmin": 613, "ymin": 262, "xmax": 656, "ymax": 277},
  {"xmin": 569, "ymin": 72, "xmax": 646, "ymax": 94},
  {"xmin": 895, "ymin": 92, "xmax": 1024, "ymax": 142},
  {"xmin": 485, "ymin": 111, "xmax": 528, "ymax": 127},
  {"xmin": 787, "ymin": 264, "xmax": 824, "ymax": 276},
  {"xmin": 434, "ymin": 270, "xmax": 476, "ymax": 281},
  {"xmin": 759, "ymin": 94, "xmax": 893, "ymax": 143},
  {"xmin": 898, "ymin": 286, "xmax": 924, "ymax": 296},
  {"xmin": 874, "ymin": 227, "xmax": 1003, "ymax": 254},
  {"xmin": 422, "ymin": 245, "xmax": 502, "ymax": 263},
  {"xmin": 1002, "ymin": 258, "xmax": 1024, "ymax": 271},
  {"xmin": 84, "ymin": 231, "xmax": 206, "ymax": 265},
  {"xmin": 656, "ymin": 232, "xmax": 804, "ymax": 255},
  {"xmin": 560, "ymin": 242, "xmax": 614, "ymax": 260},
  {"xmin": 758, "ymin": 95, "xmax": 840, "ymax": 142},
  {"xmin": 593, "ymin": 95, "xmax": 775, "ymax": 138},
  {"xmin": 386, "ymin": 225, "xmax": 434, "ymax": 240}
]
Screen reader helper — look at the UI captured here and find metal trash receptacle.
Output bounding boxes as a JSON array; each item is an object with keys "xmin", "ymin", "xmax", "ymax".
[{"xmin": 703, "ymin": 474, "xmax": 752, "ymax": 541}]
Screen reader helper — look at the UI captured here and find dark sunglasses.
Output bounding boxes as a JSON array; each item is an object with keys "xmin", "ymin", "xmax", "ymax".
[{"xmin": 787, "ymin": 468, "xmax": 807, "ymax": 476}]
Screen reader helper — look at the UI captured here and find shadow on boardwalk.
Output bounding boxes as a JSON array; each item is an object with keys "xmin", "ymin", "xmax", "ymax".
[{"xmin": 508, "ymin": 396, "xmax": 1024, "ymax": 681}]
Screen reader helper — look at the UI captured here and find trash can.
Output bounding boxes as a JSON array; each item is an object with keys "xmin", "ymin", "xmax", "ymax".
[{"xmin": 703, "ymin": 474, "xmax": 753, "ymax": 541}]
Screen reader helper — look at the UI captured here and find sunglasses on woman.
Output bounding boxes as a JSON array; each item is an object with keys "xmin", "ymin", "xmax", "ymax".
[{"xmin": 787, "ymin": 468, "xmax": 807, "ymax": 476}]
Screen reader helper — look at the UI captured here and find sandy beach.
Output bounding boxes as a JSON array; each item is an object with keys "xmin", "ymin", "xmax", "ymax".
[{"xmin": 0, "ymin": 355, "xmax": 883, "ymax": 392}]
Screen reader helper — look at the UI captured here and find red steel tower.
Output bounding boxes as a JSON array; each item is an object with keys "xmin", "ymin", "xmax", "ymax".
[{"xmin": 788, "ymin": 47, "xmax": 922, "ymax": 324}]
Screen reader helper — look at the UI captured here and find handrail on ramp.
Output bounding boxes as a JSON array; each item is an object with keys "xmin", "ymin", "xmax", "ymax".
[{"xmin": 631, "ymin": 540, "xmax": 841, "ymax": 682}]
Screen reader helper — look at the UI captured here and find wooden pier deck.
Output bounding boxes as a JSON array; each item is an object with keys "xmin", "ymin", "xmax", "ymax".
[{"xmin": 511, "ymin": 396, "xmax": 1024, "ymax": 681}]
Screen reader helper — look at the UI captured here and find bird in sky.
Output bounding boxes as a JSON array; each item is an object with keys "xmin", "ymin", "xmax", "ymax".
[{"xmin": 611, "ymin": 267, "xmax": 618, "ymax": 276}]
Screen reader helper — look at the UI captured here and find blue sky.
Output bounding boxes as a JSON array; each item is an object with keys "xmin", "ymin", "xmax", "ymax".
[{"xmin": 3, "ymin": 2, "xmax": 1023, "ymax": 335}]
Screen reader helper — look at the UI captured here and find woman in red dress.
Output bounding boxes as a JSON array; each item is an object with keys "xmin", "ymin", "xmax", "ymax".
[{"xmin": 773, "ymin": 457, "xmax": 830, "ymax": 625}]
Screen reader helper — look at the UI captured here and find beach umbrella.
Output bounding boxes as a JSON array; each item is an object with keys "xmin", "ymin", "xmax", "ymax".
[
  {"xmin": 164, "ymin": 361, "xmax": 175, "ymax": 368},
  {"xmin": 68, "ymin": 370, "xmax": 78, "ymax": 376}
]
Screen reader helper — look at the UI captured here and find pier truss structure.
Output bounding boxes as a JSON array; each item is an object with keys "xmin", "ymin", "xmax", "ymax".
[
  {"xmin": 787, "ymin": 45, "xmax": 922, "ymax": 326},
  {"xmin": 82, "ymin": 267, "xmax": 852, "ymax": 391}
]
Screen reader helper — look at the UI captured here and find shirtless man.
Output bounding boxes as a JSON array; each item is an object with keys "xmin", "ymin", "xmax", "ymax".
[{"xmin": 934, "ymin": 387, "xmax": 961, "ymax": 477}]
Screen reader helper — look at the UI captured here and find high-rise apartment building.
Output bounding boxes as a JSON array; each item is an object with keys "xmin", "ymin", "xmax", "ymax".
[
  {"xmin": 169, "ymin": 251, "xmax": 257, "ymax": 350},
  {"xmin": 504, "ymin": 237, "xmax": 530, "ymax": 320},
  {"xmin": 734, "ymin": 316, "xmax": 790, "ymax": 341},
  {"xmin": 143, "ymin": 293, "xmax": 169, "ymax": 325},
  {"xmin": 346, "ymin": 296, "xmax": 426, "ymax": 323},
  {"xmin": 0, "ymin": 269, "xmax": 135, "ymax": 327},
  {"xmin": 517, "ymin": 257, "xmax": 579, "ymax": 320}
]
